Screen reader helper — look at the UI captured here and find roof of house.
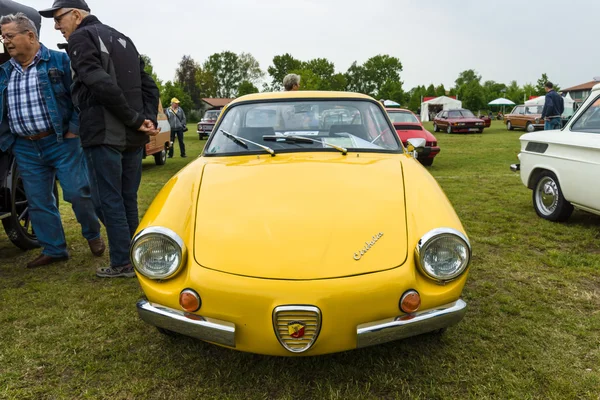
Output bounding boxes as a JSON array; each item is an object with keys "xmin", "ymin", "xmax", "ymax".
[
  {"xmin": 202, "ymin": 98, "xmax": 234, "ymax": 107},
  {"xmin": 562, "ymin": 81, "xmax": 598, "ymax": 92}
]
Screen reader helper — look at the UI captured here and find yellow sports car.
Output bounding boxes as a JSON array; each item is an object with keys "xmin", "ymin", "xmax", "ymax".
[{"xmin": 131, "ymin": 91, "xmax": 471, "ymax": 356}]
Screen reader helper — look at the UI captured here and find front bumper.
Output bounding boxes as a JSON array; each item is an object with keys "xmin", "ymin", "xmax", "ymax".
[
  {"xmin": 137, "ymin": 300, "xmax": 236, "ymax": 347},
  {"xmin": 356, "ymin": 299, "xmax": 467, "ymax": 348},
  {"xmin": 419, "ymin": 146, "xmax": 441, "ymax": 159},
  {"xmin": 137, "ymin": 297, "xmax": 467, "ymax": 354}
]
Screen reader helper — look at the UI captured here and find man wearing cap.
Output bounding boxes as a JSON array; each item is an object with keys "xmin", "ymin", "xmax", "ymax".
[
  {"xmin": 166, "ymin": 97, "xmax": 187, "ymax": 158},
  {"xmin": 0, "ymin": 12, "xmax": 104, "ymax": 268},
  {"xmin": 40, "ymin": 0, "xmax": 160, "ymax": 278}
]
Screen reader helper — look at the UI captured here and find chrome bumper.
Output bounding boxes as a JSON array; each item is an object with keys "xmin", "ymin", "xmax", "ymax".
[
  {"xmin": 510, "ymin": 163, "xmax": 520, "ymax": 172},
  {"xmin": 136, "ymin": 300, "xmax": 236, "ymax": 347},
  {"xmin": 356, "ymin": 299, "xmax": 467, "ymax": 348}
]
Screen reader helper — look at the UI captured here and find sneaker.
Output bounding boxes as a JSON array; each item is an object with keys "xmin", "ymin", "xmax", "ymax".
[{"xmin": 96, "ymin": 264, "xmax": 136, "ymax": 278}]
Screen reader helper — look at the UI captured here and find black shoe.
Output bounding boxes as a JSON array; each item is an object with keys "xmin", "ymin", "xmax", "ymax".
[
  {"xmin": 168, "ymin": 155, "xmax": 173, "ymax": 158},
  {"xmin": 181, "ymin": 155, "xmax": 187, "ymax": 158}
]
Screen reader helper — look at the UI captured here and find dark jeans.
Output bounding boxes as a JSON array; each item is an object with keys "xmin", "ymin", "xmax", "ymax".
[
  {"xmin": 169, "ymin": 129, "xmax": 186, "ymax": 157},
  {"xmin": 544, "ymin": 117, "xmax": 561, "ymax": 130},
  {"xmin": 84, "ymin": 145, "xmax": 143, "ymax": 267},
  {"xmin": 13, "ymin": 135, "xmax": 101, "ymax": 257}
]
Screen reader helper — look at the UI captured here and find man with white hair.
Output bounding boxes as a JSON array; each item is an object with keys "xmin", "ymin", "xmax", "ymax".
[
  {"xmin": 283, "ymin": 74, "xmax": 301, "ymax": 91},
  {"xmin": 40, "ymin": 0, "xmax": 161, "ymax": 278},
  {"xmin": 0, "ymin": 12, "xmax": 104, "ymax": 268}
]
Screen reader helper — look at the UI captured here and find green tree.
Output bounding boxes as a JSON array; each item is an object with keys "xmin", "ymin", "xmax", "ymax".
[
  {"xmin": 329, "ymin": 73, "xmax": 348, "ymax": 91},
  {"xmin": 435, "ymin": 84, "xmax": 446, "ymax": 97},
  {"xmin": 237, "ymin": 80, "xmax": 259, "ymax": 97},
  {"xmin": 407, "ymin": 85, "xmax": 426, "ymax": 111},
  {"xmin": 455, "ymin": 69, "xmax": 481, "ymax": 88},
  {"xmin": 522, "ymin": 83, "xmax": 536, "ymax": 101},
  {"xmin": 267, "ymin": 53, "xmax": 303, "ymax": 90},
  {"xmin": 204, "ymin": 51, "xmax": 245, "ymax": 98},
  {"xmin": 161, "ymin": 81, "xmax": 194, "ymax": 113},
  {"xmin": 482, "ymin": 80, "xmax": 507, "ymax": 104},
  {"xmin": 175, "ymin": 55, "xmax": 202, "ymax": 108},
  {"xmin": 460, "ymin": 80, "xmax": 486, "ymax": 111},
  {"xmin": 141, "ymin": 54, "xmax": 163, "ymax": 94},
  {"xmin": 195, "ymin": 68, "xmax": 217, "ymax": 99},
  {"xmin": 505, "ymin": 81, "xmax": 525, "ymax": 104},
  {"xmin": 238, "ymin": 52, "xmax": 264, "ymax": 84},
  {"xmin": 289, "ymin": 69, "xmax": 321, "ymax": 90},
  {"xmin": 303, "ymin": 58, "xmax": 335, "ymax": 90},
  {"xmin": 378, "ymin": 79, "xmax": 404, "ymax": 105},
  {"xmin": 425, "ymin": 84, "xmax": 436, "ymax": 97},
  {"xmin": 535, "ymin": 73, "xmax": 560, "ymax": 95},
  {"xmin": 345, "ymin": 54, "xmax": 403, "ymax": 98}
]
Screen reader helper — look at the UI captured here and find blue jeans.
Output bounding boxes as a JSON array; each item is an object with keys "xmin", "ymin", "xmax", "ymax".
[
  {"xmin": 12, "ymin": 135, "xmax": 101, "ymax": 257},
  {"xmin": 169, "ymin": 129, "xmax": 186, "ymax": 157},
  {"xmin": 544, "ymin": 117, "xmax": 561, "ymax": 130},
  {"xmin": 84, "ymin": 145, "xmax": 143, "ymax": 267}
]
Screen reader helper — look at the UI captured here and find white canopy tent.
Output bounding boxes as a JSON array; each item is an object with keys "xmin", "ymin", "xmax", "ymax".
[
  {"xmin": 525, "ymin": 94, "xmax": 576, "ymax": 118},
  {"xmin": 420, "ymin": 96, "xmax": 462, "ymax": 122},
  {"xmin": 488, "ymin": 98, "xmax": 515, "ymax": 106}
]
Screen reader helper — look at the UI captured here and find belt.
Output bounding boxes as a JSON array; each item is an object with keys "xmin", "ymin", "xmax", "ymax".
[{"xmin": 23, "ymin": 130, "xmax": 54, "ymax": 141}]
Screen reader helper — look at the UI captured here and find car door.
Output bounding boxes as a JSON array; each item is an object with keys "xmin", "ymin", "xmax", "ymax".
[
  {"xmin": 513, "ymin": 106, "xmax": 525, "ymax": 128},
  {"xmin": 438, "ymin": 111, "xmax": 448, "ymax": 128},
  {"xmin": 559, "ymin": 95, "xmax": 600, "ymax": 211}
]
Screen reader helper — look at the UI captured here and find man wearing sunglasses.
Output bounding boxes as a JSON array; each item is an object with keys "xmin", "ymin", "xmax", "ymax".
[
  {"xmin": 0, "ymin": 12, "xmax": 104, "ymax": 268},
  {"xmin": 40, "ymin": 0, "xmax": 161, "ymax": 278}
]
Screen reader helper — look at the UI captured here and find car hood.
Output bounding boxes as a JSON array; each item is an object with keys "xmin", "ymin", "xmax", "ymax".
[{"xmin": 193, "ymin": 155, "xmax": 408, "ymax": 279}]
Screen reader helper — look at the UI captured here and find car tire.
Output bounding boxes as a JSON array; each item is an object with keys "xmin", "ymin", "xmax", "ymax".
[
  {"xmin": 419, "ymin": 157, "xmax": 434, "ymax": 166},
  {"xmin": 478, "ymin": 128, "xmax": 484, "ymax": 133},
  {"xmin": 154, "ymin": 149, "xmax": 167, "ymax": 166},
  {"xmin": 507, "ymin": 121, "xmax": 513, "ymax": 131},
  {"xmin": 2, "ymin": 163, "xmax": 58, "ymax": 250},
  {"xmin": 447, "ymin": 125, "xmax": 452, "ymax": 134},
  {"xmin": 526, "ymin": 122, "xmax": 535, "ymax": 132},
  {"xmin": 533, "ymin": 171, "xmax": 574, "ymax": 222},
  {"xmin": 433, "ymin": 123, "xmax": 439, "ymax": 132}
]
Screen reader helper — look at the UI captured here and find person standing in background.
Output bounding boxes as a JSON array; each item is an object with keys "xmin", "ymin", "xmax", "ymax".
[{"xmin": 166, "ymin": 97, "xmax": 187, "ymax": 158}]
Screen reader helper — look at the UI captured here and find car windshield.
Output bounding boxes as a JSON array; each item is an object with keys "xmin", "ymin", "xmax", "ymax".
[
  {"xmin": 205, "ymin": 100, "xmax": 401, "ymax": 155},
  {"xmin": 388, "ymin": 111, "xmax": 419, "ymax": 123},
  {"xmin": 204, "ymin": 111, "xmax": 220, "ymax": 120},
  {"xmin": 572, "ymin": 97, "xmax": 600, "ymax": 133},
  {"xmin": 448, "ymin": 110, "xmax": 475, "ymax": 118},
  {"xmin": 525, "ymin": 106, "xmax": 543, "ymax": 114}
]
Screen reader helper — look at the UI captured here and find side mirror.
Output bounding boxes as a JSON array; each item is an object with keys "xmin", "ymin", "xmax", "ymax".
[{"xmin": 406, "ymin": 138, "xmax": 426, "ymax": 159}]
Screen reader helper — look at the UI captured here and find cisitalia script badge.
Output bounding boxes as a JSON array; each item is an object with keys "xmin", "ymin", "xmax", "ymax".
[{"xmin": 353, "ymin": 232, "xmax": 384, "ymax": 261}]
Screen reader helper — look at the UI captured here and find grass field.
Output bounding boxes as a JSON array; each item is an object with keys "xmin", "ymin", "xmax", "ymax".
[{"xmin": 1, "ymin": 121, "xmax": 599, "ymax": 399}]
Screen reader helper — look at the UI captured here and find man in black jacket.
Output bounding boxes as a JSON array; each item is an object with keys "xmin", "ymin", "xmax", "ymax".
[
  {"xmin": 541, "ymin": 81, "xmax": 564, "ymax": 130},
  {"xmin": 40, "ymin": 0, "xmax": 160, "ymax": 278}
]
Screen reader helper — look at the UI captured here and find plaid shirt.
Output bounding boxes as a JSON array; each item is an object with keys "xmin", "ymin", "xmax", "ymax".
[{"xmin": 7, "ymin": 49, "xmax": 53, "ymax": 137}]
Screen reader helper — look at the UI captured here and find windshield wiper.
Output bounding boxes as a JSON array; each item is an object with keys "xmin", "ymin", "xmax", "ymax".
[
  {"xmin": 220, "ymin": 129, "xmax": 275, "ymax": 156},
  {"xmin": 263, "ymin": 135, "xmax": 347, "ymax": 155}
]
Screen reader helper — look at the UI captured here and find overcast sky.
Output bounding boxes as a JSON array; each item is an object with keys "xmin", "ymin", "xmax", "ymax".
[{"xmin": 22, "ymin": 0, "xmax": 600, "ymax": 90}]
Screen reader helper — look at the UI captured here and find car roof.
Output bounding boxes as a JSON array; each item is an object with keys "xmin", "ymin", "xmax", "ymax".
[{"xmin": 229, "ymin": 91, "xmax": 376, "ymax": 106}]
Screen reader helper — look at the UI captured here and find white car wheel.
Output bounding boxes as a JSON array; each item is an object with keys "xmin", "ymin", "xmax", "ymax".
[
  {"xmin": 526, "ymin": 122, "xmax": 535, "ymax": 132},
  {"xmin": 507, "ymin": 121, "xmax": 513, "ymax": 131},
  {"xmin": 533, "ymin": 171, "xmax": 573, "ymax": 221}
]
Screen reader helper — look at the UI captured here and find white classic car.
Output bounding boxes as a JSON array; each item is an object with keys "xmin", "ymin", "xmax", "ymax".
[{"xmin": 511, "ymin": 83, "xmax": 600, "ymax": 221}]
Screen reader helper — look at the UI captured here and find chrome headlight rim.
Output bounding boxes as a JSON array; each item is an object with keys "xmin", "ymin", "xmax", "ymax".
[
  {"xmin": 415, "ymin": 227, "xmax": 471, "ymax": 283},
  {"xmin": 130, "ymin": 226, "xmax": 186, "ymax": 280}
]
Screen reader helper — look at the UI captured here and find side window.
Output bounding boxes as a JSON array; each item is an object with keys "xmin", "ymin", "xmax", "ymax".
[{"xmin": 571, "ymin": 96, "xmax": 600, "ymax": 133}]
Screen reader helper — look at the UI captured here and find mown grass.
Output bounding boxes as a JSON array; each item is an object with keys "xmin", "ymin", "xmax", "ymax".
[{"xmin": 0, "ymin": 121, "xmax": 599, "ymax": 399}]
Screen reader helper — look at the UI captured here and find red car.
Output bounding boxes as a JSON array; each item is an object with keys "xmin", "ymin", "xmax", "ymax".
[
  {"xmin": 197, "ymin": 109, "xmax": 222, "ymax": 140},
  {"xmin": 433, "ymin": 109, "xmax": 485, "ymax": 133},
  {"xmin": 386, "ymin": 108, "xmax": 440, "ymax": 166}
]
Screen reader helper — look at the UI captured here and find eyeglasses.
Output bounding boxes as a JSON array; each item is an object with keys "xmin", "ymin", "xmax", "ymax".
[
  {"xmin": 0, "ymin": 31, "xmax": 29, "ymax": 43},
  {"xmin": 54, "ymin": 9, "xmax": 74, "ymax": 24}
]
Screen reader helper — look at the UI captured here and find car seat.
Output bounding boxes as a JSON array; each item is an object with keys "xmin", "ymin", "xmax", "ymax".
[{"xmin": 329, "ymin": 124, "xmax": 369, "ymax": 141}]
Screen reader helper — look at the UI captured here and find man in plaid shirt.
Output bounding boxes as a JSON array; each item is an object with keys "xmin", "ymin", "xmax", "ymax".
[{"xmin": 0, "ymin": 13, "xmax": 104, "ymax": 268}]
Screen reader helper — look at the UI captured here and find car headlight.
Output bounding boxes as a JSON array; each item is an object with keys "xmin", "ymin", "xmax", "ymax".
[
  {"xmin": 415, "ymin": 228, "xmax": 471, "ymax": 282},
  {"xmin": 130, "ymin": 227, "xmax": 186, "ymax": 280}
]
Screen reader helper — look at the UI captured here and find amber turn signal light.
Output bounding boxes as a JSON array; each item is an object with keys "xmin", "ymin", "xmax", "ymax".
[
  {"xmin": 179, "ymin": 289, "xmax": 201, "ymax": 312},
  {"xmin": 400, "ymin": 290, "xmax": 421, "ymax": 314}
]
